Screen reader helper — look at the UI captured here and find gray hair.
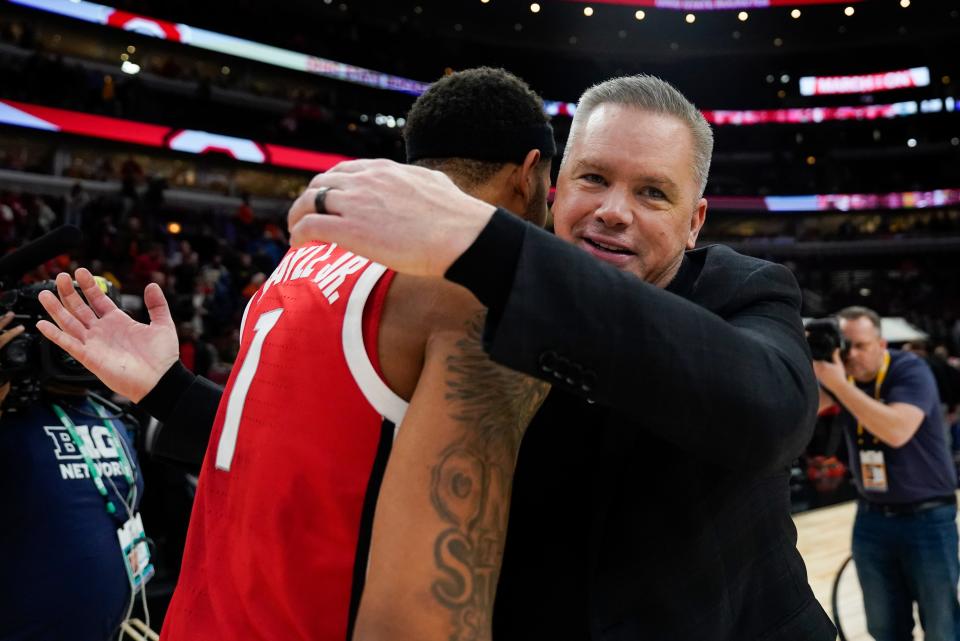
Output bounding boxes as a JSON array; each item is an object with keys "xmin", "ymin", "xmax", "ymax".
[
  {"xmin": 563, "ymin": 75, "xmax": 714, "ymax": 197},
  {"xmin": 838, "ymin": 306, "xmax": 882, "ymax": 332}
]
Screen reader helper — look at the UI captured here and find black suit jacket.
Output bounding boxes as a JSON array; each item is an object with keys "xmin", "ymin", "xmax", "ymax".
[{"xmin": 447, "ymin": 213, "xmax": 836, "ymax": 641}]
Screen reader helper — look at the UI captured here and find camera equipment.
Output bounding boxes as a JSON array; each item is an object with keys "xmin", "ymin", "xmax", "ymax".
[
  {"xmin": 0, "ymin": 225, "xmax": 95, "ymax": 411},
  {"xmin": 0, "ymin": 225, "xmax": 83, "ymax": 289},
  {"xmin": 805, "ymin": 317, "xmax": 850, "ymax": 362}
]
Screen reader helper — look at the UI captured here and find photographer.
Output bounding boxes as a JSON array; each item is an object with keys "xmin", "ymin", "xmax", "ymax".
[
  {"xmin": 813, "ymin": 306, "xmax": 959, "ymax": 641},
  {"xmin": 0, "ymin": 278, "xmax": 149, "ymax": 641}
]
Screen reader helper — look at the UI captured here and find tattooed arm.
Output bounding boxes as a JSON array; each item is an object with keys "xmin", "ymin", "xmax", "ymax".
[{"xmin": 353, "ymin": 283, "xmax": 548, "ymax": 641}]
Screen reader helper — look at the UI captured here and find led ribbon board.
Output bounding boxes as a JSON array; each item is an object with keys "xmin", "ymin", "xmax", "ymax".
[
  {"xmin": 800, "ymin": 68, "xmax": 932, "ymax": 96},
  {"xmin": 703, "ymin": 97, "xmax": 958, "ymax": 125},
  {"xmin": 710, "ymin": 190, "xmax": 960, "ymax": 212},
  {"xmin": 2, "ymin": 100, "xmax": 955, "ymax": 212},
  {"xmin": 0, "ymin": 99, "xmax": 350, "ymax": 172}
]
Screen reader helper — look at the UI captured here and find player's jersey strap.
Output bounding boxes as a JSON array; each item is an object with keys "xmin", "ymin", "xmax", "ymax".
[{"xmin": 345, "ymin": 263, "xmax": 407, "ymax": 427}]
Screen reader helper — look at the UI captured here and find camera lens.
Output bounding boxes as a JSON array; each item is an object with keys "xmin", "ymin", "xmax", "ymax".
[{"xmin": 4, "ymin": 335, "xmax": 30, "ymax": 366}]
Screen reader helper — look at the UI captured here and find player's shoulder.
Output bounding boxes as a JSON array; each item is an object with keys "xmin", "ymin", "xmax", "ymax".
[{"xmin": 387, "ymin": 273, "xmax": 484, "ymax": 336}]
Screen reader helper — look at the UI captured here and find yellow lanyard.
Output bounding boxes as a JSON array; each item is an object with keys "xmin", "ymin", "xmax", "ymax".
[{"xmin": 850, "ymin": 350, "xmax": 890, "ymax": 446}]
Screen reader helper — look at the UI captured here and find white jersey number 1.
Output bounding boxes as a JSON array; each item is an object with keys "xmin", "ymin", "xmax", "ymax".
[{"xmin": 215, "ymin": 308, "xmax": 284, "ymax": 471}]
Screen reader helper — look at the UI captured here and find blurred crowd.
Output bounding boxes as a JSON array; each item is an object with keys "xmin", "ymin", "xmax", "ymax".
[{"xmin": 4, "ymin": 184, "xmax": 288, "ymax": 382}]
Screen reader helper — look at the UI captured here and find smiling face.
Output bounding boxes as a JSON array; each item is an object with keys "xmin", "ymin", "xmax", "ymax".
[{"xmin": 552, "ymin": 104, "xmax": 707, "ymax": 287}]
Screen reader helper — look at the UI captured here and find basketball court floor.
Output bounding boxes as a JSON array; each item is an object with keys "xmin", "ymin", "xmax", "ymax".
[{"xmin": 795, "ymin": 496, "xmax": 960, "ymax": 641}]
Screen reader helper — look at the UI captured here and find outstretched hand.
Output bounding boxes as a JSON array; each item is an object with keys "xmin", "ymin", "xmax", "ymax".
[
  {"xmin": 36, "ymin": 268, "xmax": 179, "ymax": 402},
  {"xmin": 287, "ymin": 159, "xmax": 496, "ymax": 277}
]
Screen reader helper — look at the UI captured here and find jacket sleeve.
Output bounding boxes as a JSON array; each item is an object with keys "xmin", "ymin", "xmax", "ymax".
[
  {"xmin": 137, "ymin": 361, "xmax": 224, "ymax": 470},
  {"xmin": 446, "ymin": 211, "xmax": 817, "ymax": 472}
]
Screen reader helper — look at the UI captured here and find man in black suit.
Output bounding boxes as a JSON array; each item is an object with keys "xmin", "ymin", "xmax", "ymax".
[{"xmin": 289, "ymin": 74, "xmax": 837, "ymax": 640}]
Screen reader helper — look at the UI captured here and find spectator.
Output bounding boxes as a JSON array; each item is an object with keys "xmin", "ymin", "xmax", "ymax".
[{"xmin": 63, "ymin": 183, "xmax": 90, "ymax": 229}]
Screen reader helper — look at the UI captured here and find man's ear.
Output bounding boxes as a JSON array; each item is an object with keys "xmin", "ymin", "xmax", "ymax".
[
  {"xmin": 514, "ymin": 148, "xmax": 543, "ymax": 202},
  {"xmin": 687, "ymin": 197, "xmax": 708, "ymax": 249}
]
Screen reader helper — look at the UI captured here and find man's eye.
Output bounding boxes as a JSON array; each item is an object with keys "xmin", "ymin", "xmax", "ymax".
[
  {"xmin": 581, "ymin": 174, "xmax": 605, "ymax": 185},
  {"xmin": 641, "ymin": 187, "xmax": 667, "ymax": 199}
]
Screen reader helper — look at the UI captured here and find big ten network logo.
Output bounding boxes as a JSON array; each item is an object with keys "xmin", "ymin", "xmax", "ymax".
[{"xmin": 43, "ymin": 423, "xmax": 130, "ymax": 480}]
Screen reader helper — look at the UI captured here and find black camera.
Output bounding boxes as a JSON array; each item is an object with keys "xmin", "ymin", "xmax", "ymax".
[
  {"xmin": 0, "ymin": 280, "xmax": 106, "ymax": 411},
  {"xmin": 0, "ymin": 225, "xmax": 90, "ymax": 411},
  {"xmin": 805, "ymin": 317, "xmax": 850, "ymax": 362}
]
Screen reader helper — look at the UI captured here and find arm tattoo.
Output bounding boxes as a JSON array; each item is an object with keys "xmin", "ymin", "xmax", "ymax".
[{"xmin": 430, "ymin": 311, "xmax": 549, "ymax": 640}]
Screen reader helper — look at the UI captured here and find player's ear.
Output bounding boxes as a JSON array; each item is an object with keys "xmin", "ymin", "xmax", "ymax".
[{"xmin": 514, "ymin": 149, "xmax": 542, "ymax": 203}]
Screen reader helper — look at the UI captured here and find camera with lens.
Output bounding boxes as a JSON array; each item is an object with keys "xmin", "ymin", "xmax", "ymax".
[
  {"xmin": 0, "ymin": 280, "xmax": 114, "ymax": 411},
  {"xmin": 0, "ymin": 226, "xmax": 91, "ymax": 411},
  {"xmin": 805, "ymin": 317, "xmax": 851, "ymax": 362}
]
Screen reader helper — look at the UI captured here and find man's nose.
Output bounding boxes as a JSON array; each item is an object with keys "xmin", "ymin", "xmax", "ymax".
[{"xmin": 592, "ymin": 187, "xmax": 632, "ymax": 228}]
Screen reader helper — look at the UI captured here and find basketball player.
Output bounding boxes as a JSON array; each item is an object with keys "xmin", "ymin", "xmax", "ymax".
[{"xmin": 36, "ymin": 68, "xmax": 553, "ymax": 641}]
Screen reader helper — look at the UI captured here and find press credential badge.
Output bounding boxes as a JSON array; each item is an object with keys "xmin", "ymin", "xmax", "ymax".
[{"xmin": 117, "ymin": 513, "xmax": 154, "ymax": 591}]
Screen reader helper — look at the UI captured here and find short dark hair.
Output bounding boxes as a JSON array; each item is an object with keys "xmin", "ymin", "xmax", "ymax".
[
  {"xmin": 403, "ymin": 67, "xmax": 552, "ymax": 188},
  {"xmin": 838, "ymin": 306, "xmax": 882, "ymax": 331}
]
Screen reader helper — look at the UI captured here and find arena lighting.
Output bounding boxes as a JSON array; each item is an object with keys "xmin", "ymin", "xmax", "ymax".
[
  {"xmin": 10, "ymin": 0, "xmax": 584, "ymax": 115},
  {"xmin": 738, "ymin": 10, "xmax": 748, "ymax": 20},
  {"xmin": 635, "ymin": 9, "xmax": 646, "ymax": 18},
  {"xmin": 844, "ymin": 5, "xmax": 854, "ymax": 16},
  {"xmin": 799, "ymin": 67, "xmax": 931, "ymax": 96},
  {"xmin": 120, "ymin": 60, "xmax": 140, "ymax": 74},
  {"xmin": 561, "ymin": 0, "xmax": 861, "ymax": 9},
  {"xmin": 583, "ymin": 5, "xmax": 594, "ymax": 15},
  {"xmin": 685, "ymin": 12, "xmax": 695, "ymax": 22},
  {"xmin": 8, "ymin": 0, "xmax": 433, "ymax": 96},
  {"xmin": 791, "ymin": 8, "xmax": 801, "ymax": 18},
  {"xmin": 545, "ymin": 101, "xmax": 578, "ymax": 117},
  {"xmin": 167, "ymin": 222, "xmax": 182, "ymax": 234},
  {"xmin": 0, "ymin": 99, "xmax": 350, "ymax": 172},
  {"xmin": 530, "ymin": 3, "xmax": 541, "ymax": 12},
  {"xmin": 25, "ymin": 0, "xmax": 909, "ymax": 119}
]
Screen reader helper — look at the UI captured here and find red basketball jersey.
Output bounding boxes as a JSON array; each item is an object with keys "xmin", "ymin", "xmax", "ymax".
[{"xmin": 161, "ymin": 242, "xmax": 407, "ymax": 641}]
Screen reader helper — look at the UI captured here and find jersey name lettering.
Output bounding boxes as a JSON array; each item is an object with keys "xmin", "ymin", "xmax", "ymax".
[{"xmin": 258, "ymin": 243, "xmax": 369, "ymax": 305}]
